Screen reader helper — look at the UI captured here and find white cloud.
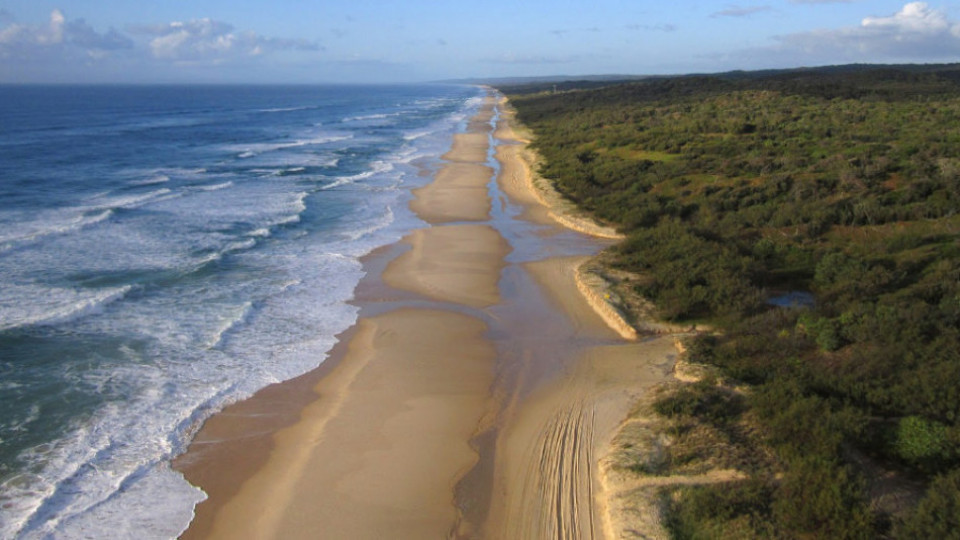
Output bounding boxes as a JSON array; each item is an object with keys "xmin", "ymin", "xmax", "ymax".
[
  {"xmin": 862, "ymin": 2, "xmax": 950, "ymax": 33},
  {"xmin": 139, "ymin": 18, "xmax": 319, "ymax": 62},
  {"xmin": 0, "ymin": 9, "xmax": 131, "ymax": 55},
  {"xmin": 712, "ymin": 5, "xmax": 773, "ymax": 18},
  {"xmin": 38, "ymin": 8, "xmax": 65, "ymax": 44},
  {"xmin": 770, "ymin": 2, "xmax": 960, "ymax": 62},
  {"xmin": 0, "ymin": 24, "xmax": 23, "ymax": 46},
  {"xmin": 1, "ymin": 10, "xmax": 324, "ymax": 81}
]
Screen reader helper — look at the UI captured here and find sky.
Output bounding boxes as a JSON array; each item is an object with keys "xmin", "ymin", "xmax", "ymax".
[{"xmin": 1, "ymin": 0, "xmax": 959, "ymax": 83}]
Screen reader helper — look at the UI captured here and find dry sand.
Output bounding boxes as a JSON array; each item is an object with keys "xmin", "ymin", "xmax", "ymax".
[
  {"xmin": 484, "ymin": 338, "xmax": 677, "ymax": 540},
  {"xmin": 177, "ymin": 91, "xmax": 678, "ymax": 540},
  {"xmin": 479, "ymin": 256, "xmax": 676, "ymax": 540}
]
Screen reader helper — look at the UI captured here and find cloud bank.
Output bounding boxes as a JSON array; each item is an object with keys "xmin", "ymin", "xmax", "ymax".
[
  {"xmin": 0, "ymin": 9, "xmax": 321, "ymax": 80},
  {"xmin": 1, "ymin": 3, "xmax": 958, "ymax": 83},
  {"xmin": 0, "ymin": 9, "xmax": 133, "ymax": 57},
  {"xmin": 773, "ymin": 2, "xmax": 960, "ymax": 61},
  {"xmin": 137, "ymin": 19, "xmax": 319, "ymax": 62}
]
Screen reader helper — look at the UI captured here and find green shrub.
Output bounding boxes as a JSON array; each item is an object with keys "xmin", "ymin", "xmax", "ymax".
[
  {"xmin": 895, "ymin": 469, "xmax": 960, "ymax": 539},
  {"xmin": 653, "ymin": 380, "xmax": 744, "ymax": 425},
  {"xmin": 895, "ymin": 416, "xmax": 952, "ymax": 470},
  {"xmin": 772, "ymin": 456, "xmax": 874, "ymax": 539},
  {"xmin": 797, "ymin": 313, "xmax": 845, "ymax": 351},
  {"xmin": 666, "ymin": 480, "xmax": 779, "ymax": 539}
]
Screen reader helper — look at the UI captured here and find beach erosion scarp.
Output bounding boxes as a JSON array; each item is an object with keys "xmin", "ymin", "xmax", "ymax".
[{"xmin": 175, "ymin": 91, "xmax": 678, "ymax": 539}]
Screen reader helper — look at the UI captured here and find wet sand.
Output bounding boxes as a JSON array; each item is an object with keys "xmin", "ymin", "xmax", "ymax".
[
  {"xmin": 176, "ymin": 90, "xmax": 677, "ymax": 539},
  {"xmin": 409, "ymin": 99, "xmax": 495, "ymax": 223},
  {"xmin": 188, "ymin": 309, "xmax": 496, "ymax": 539},
  {"xmin": 383, "ymin": 224, "xmax": 509, "ymax": 309}
]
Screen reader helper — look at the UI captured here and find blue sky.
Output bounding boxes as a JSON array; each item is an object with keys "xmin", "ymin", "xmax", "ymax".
[{"xmin": 1, "ymin": 1, "xmax": 959, "ymax": 83}]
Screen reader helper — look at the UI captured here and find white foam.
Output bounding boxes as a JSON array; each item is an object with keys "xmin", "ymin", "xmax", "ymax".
[
  {"xmin": 341, "ymin": 112, "xmax": 400, "ymax": 122},
  {"xmin": 413, "ymin": 97, "xmax": 451, "ymax": 108},
  {"xmin": 343, "ymin": 207, "xmax": 394, "ymax": 241},
  {"xmin": 0, "ymin": 245, "xmax": 376, "ymax": 537},
  {"xmin": 0, "ymin": 284, "xmax": 133, "ymax": 332},
  {"xmin": 192, "ymin": 181, "xmax": 234, "ymax": 192},
  {"xmin": 5, "ymin": 404, "xmax": 41, "ymax": 435},
  {"xmin": 0, "ymin": 209, "xmax": 113, "ymax": 253},
  {"xmin": 3, "ymin": 375, "xmax": 209, "ymax": 540},
  {"xmin": 0, "ymin": 84, "xmax": 486, "ymax": 540},
  {"xmin": 86, "ymin": 188, "xmax": 173, "ymax": 211},
  {"xmin": 129, "ymin": 175, "xmax": 170, "ymax": 186},
  {"xmin": 59, "ymin": 465, "xmax": 206, "ymax": 540},
  {"xmin": 275, "ymin": 214, "xmax": 302, "ymax": 226},
  {"xmin": 403, "ymin": 129, "xmax": 434, "ymax": 141},
  {"xmin": 229, "ymin": 134, "xmax": 353, "ymax": 158},
  {"xmin": 244, "ymin": 152, "xmax": 338, "ymax": 170},
  {"xmin": 225, "ymin": 238, "xmax": 257, "ymax": 253},
  {"xmin": 320, "ymin": 177, "xmax": 354, "ymax": 191},
  {"xmin": 463, "ymin": 96, "xmax": 485, "ymax": 108},
  {"xmin": 121, "ymin": 168, "xmax": 209, "ymax": 186},
  {"xmin": 320, "ymin": 161, "xmax": 395, "ymax": 190},
  {"xmin": 275, "ymin": 167, "xmax": 306, "ymax": 176},
  {"xmin": 206, "ymin": 301, "xmax": 254, "ymax": 349}
]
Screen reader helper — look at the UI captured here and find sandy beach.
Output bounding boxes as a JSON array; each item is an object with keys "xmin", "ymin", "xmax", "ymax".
[
  {"xmin": 176, "ymin": 90, "xmax": 676, "ymax": 539},
  {"xmin": 383, "ymin": 224, "xmax": 509, "ymax": 308},
  {"xmin": 409, "ymin": 98, "xmax": 495, "ymax": 223}
]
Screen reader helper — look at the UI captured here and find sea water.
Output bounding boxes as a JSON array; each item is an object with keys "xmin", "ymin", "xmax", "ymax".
[{"xmin": 0, "ymin": 84, "xmax": 483, "ymax": 538}]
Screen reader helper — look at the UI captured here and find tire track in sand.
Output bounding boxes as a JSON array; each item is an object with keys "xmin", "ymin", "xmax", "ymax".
[
  {"xmin": 540, "ymin": 403, "xmax": 595, "ymax": 539},
  {"xmin": 496, "ymin": 391, "xmax": 603, "ymax": 540}
]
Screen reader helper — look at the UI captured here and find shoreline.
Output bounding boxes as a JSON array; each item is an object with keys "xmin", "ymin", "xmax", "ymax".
[
  {"xmin": 494, "ymin": 97, "xmax": 624, "ymax": 240},
  {"xmin": 176, "ymin": 90, "xmax": 677, "ymax": 539}
]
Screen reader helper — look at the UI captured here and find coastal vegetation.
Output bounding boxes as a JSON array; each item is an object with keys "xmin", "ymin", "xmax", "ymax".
[{"xmin": 499, "ymin": 64, "xmax": 960, "ymax": 538}]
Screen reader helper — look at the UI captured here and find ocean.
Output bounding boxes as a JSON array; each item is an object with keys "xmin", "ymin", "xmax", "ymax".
[{"xmin": 0, "ymin": 84, "xmax": 483, "ymax": 538}]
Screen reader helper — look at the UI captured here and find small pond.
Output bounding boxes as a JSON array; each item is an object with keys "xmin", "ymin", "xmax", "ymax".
[{"xmin": 767, "ymin": 291, "xmax": 815, "ymax": 309}]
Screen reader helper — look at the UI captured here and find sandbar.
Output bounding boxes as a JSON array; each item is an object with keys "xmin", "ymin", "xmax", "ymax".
[
  {"xmin": 410, "ymin": 96, "xmax": 496, "ymax": 223},
  {"xmin": 383, "ymin": 224, "xmax": 508, "ymax": 308},
  {"xmin": 409, "ymin": 162, "xmax": 494, "ymax": 223}
]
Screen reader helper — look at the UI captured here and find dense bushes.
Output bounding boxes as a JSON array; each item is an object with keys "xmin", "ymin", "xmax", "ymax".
[
  {"xmin": 896, "ymin": 469, "xmax": 960, "ymax": 538},
  {"xmin": 653, "ymin": 378, "xmax": 744, "ymax": 423},
  {"xmin": 666, "ymin": 480, "xmax": 779, "ymax": 539},
  {"xmin": 502, "ymin": 64, "xmax": 960, "ymax": 536},
  {"xmin": 615, "ymin": 220, "xmax": 763, "ymax": 320}
]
